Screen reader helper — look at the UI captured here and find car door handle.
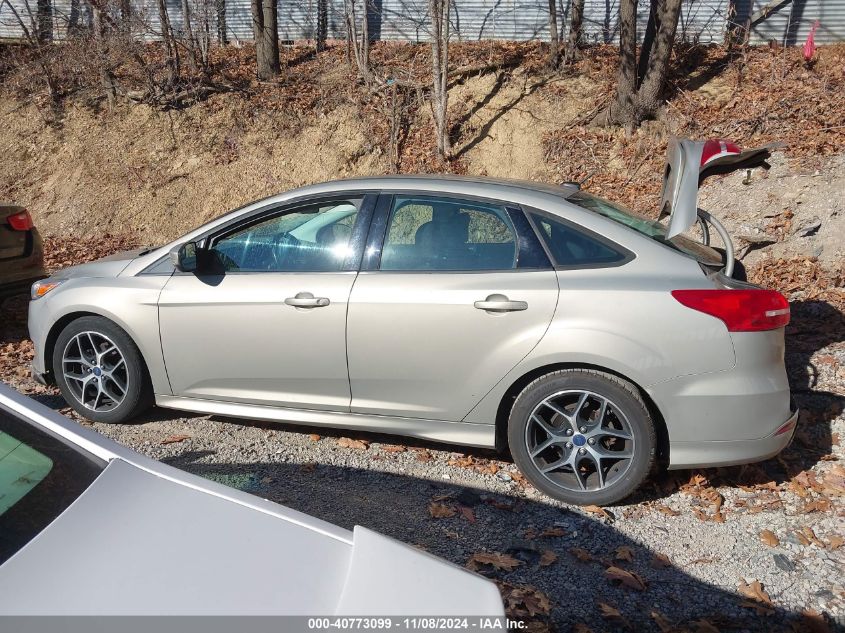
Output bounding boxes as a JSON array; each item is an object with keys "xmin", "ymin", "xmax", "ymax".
[
  {"xmin": 474, "ymin": 294, "xmax": 528, "ymax": 312},
  {"xmin": 285, "ymin": 292, "xmax": 330, "ymax": 308}
]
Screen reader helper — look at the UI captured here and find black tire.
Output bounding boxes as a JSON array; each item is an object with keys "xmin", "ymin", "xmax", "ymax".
[
  {"xmin": 508, "ymin": 369, "xmax": 655, "ymax": 506},
  {"xmin": 52, "ymin": 316, "xmax": 153, "ymax": 423}
]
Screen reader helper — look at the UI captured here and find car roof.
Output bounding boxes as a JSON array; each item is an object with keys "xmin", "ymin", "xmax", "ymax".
[{"xmin": 326, "ymin": 174, "xmax": 579, "ymax": 198}]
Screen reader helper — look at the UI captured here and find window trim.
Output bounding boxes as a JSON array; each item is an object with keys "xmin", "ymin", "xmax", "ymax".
[
  {"xmin": 522, "ymin": 205, "xmax": 635, "ymax": 271},
  {"xmin": 366, "ymin": 191, "xmax": 546, "ymax": 274}
]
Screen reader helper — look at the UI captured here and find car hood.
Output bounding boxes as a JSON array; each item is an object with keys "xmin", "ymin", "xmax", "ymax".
[
  {"xmin": 0, "ymin": 458, "xmax": 502, "ymax": 616},
  {"xmin": 51, "ymin": 248, "xmax": 151, "ymax": 280},
  {"xmin": 659, "ymin": 138, "xmax": 776, "ymax": 238}
]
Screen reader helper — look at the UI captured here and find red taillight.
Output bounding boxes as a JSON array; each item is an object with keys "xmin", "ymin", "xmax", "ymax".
[
  {"xmin": 6, "ymin": 209, "xmax": 33, "ymax": 231},
  {"xmin": 671, "ymin": 289, "xmax": 790, "ymax": 332}
]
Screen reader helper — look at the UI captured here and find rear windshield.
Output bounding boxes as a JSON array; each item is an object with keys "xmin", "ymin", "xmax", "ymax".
[
  {"xmin": 566, "ymin": 191, "xmax": 723, "ymax": 266},
  {"xmin": 0, "ymin": 407, "xmax": 104, "ymax": 566}
]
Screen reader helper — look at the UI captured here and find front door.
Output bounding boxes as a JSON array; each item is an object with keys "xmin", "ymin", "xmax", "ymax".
[
  {"xmin": 346, "ymin": 193, "xmax": 558, "ymax": 422},
  {"xmin": 158, "ymin": 194, "xmax": 374, "ymax": 411}
]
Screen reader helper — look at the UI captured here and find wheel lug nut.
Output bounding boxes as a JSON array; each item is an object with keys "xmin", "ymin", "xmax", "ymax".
[
  {"xmin": 566, "ymin": 429, "xmax": 573, "ymax": 435},
  {"xmin": 579, "ymin": 426, "xmax": 586, "ymax": 432},
  {"xmin": 578, "ymin": 447, "xmax": 587, "ymax": 455},
  {"xmin": 588, "ymin": 438, "xmax": 596, "ymax": 445},
  {"xmin": 566, "ymin": 442, "xmax": 573, "ymax": 449}
]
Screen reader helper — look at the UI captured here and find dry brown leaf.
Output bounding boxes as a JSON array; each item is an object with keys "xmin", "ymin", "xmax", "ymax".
[
  {"xmin": 597, "ymin": 601, "xmax": 624, "ymax": 621},
  {"xmin": 650, "ymin": 552, "xmax": 672, "ymax": 569},
  {"xmin": 800, "ymin": 609, "xmax": 831, "ymax": 633},
  {"xmin": 570, "ymin": 547, "xmax": 594, "ymax": 563},
  {"xmin": 614, "ymin": 545, "xmax": 635, "ymax": 562},
  {"xmin": 336, "ymin": 437, "xmax": 369, "ymax": 450},
  {"xmin": 381, "ymin": 444, "xmax": 407, "ymax": 453},
  {"xmin": 415, "ymin": 450, "xmax": 433, "ymax": 462},
  {"xmin": 308, "ymin": 434, "xmax": 321, "ymax": 441},
  {"xmin": 160, "ymin": 434, "xmax": 190, "ymax": 445},
  {"xmin": 457, "ymin": 505, "xmax": 476, "ymax": 523},
  {"xmin": 540, "ymin": 526, "xmax": 566, "ymax": 537},
  {"xmin": 651, "ymin": 611, "xmax": 674, "ymax": 633},
  {"xmin": 468, "ymin": 551, "xmax": 523, "ymax": 572},
  {"xmin": 428, "ymin": 502, "xmax": 456, "ymax": 518},
  {"xmin": 759, "ymin": 529, "xmax": 780, "ymax": 547},
  {"xmin": 655, "ymin": 505, "xmax": 681, "ymax": 516},
  {"xmin": 605, "ymin": 565, "xmax": 647, "ymax": 591},
  {"xmin": 584, "ymin": 504, "xmax": 613, "ymax": 520},
  {"xmin": 827, "ymin": 534, "xmax": 844, "ymax": 550},
  {"xmin": 738, "ymin": 579, "xmax": 772, "ymax": 606},
  {"xmin": 539, "ymin": 550, "xmax": 557, "ymax": 566}
]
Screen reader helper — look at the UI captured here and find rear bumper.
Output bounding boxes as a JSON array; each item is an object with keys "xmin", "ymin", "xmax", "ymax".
[{"xmin": 667, "ymin": 406, "xmax": 798, "ymax": 469}]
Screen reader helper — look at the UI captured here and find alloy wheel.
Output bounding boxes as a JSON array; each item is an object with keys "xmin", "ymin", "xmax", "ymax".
[
  {"xmin": 524, "ymin": 389, "xmax": 635, "ymax": 493},
  {"xmin": 62, "ymin": 331, "xmax": 129, "ymax": 412}
]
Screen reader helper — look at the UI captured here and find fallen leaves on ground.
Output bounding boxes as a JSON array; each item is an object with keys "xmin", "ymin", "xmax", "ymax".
[
  {"xmin": 760, "ymin": 529, "xmax": 780, "ymax": 547},
  {"xmin": 160, "ymin": 434, "xmax": 190, "ymax": 445},
  {"xmin": 738, "ymin": 579, "xmax": 774, "ymax": 615},
  {"xmin": 597, "ymin": 601, "xmax": 627, "ymax": 624},
  {"xmin": 468, "ymin": 551, "xmax": 523, "ymax": 572},
  {"xmin": 428, "ymin": 502, "xmax": 456, "ymax": 519},
  {"xmin": 614, "ymin": 545, "xmax": 635, "ymax": 562},
  {"xmin": 336, "ymin": 437, "xmax": 369, "ymax": 450},
  {"xmin": 538, "ymin": 550, "xmax": 557, "ymax": 566},
  {"xmin": 457, "ymin": 505, "xmax": 476, "ymax": 523},
  {"xmin": 496, "ymin": 580, "xmax": 551, "ymax": 619},
  {"xmin": 604, "ymin": 565, "xmax": 647, "ymax": 591},
  {"xmin": 650, "ymin": 552, "xmax": 672, "ymax": 569},
  {"xmin": 570, "ymin": 547, "xmax": 594, "ymax": 563},
  {"xmin": 583, "ymin": 504, "xmax": 614, "ymax": 522},
  {"xmin": 381, "ymin": 444, "xmax": 407, "ymax": 453},
  {"xmin": 308, "ymin": 434, "xmax": 321, "ymax": 442}
]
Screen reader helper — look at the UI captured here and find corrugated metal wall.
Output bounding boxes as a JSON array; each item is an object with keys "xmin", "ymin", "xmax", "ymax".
[
  {"xmin": 3, "ymin": 0, "xmax": 844, "ymax": 44},
  {"xmin": 733, "ymin": 0, "xmax": 845, "ymax": 45}
]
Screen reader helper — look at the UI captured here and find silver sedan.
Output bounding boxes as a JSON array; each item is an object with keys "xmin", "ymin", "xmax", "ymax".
[{"xmin": 28, "ymin": 139, "xmax": 797, "ymax": 505}]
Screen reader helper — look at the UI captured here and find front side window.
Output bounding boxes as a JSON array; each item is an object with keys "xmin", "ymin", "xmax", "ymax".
[
  {"xmin": 0, "ymin": 409, "xmax": 104, "ymax": 566},
  {"xmin": 380, "ymin": 196, "xmax": 517, "ymax": 271},
  {"xmin": 210, "ymin": 199, "xmax": 362, "ymax": 272},
  {"xmin": 531, "ymin": 212, "xmax": 628, "ymax": 267}
]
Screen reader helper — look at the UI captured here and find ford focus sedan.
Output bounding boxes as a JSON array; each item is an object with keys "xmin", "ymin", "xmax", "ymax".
[
  {"xmin": 0, "ymin": 382, "xmax": 504, "ymax": 616},
  {"xmin": 27, "ymin": 139, "xmax": 797, "ymax": 505}
]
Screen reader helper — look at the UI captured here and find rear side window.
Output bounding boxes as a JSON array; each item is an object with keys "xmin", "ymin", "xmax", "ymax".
[
  {"xmin": 0, "ymin": 408, "xmax": 104, "ymax": 566},
  {"xmin": 531, "ymin": 213, "xmax": 628, "ymax": 267},
  {"xmin": 380, "ymin": 196, "xmax": 517, "ymax": 271}
]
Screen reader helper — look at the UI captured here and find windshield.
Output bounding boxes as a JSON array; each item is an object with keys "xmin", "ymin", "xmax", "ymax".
[
  {"xmin": 566, "ymin": 191, "xmax": 723, "ymax": 267},
  {"xmin": 0, "ymin": 407, "xmax": 104, "ymax": 566}
]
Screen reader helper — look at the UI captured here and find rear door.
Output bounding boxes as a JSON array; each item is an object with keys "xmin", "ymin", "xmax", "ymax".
[
  {"xmin": 660, "ymin": 138, "xmax": 775, "ymax": 238},
  {"xmin": 345, "ymin": 193, "xmax": 558, "ymax": 421}
]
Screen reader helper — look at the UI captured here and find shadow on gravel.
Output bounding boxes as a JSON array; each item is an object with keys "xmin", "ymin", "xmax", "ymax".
[{"xmin": 162, "ymin": 451, "xmax": 820, "ymax": 632}]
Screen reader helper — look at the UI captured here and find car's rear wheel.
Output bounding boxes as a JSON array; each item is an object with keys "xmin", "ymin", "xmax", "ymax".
[
  {"xmin": 53, "ymin": 316, "xmax": 153, "ymax": 423},
  {"xmin": 508, "ymin": 369, "xmax": 655, "ymax": 506}
]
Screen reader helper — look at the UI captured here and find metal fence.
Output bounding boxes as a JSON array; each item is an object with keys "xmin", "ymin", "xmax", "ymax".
[{"xmin": 2, "ymin": 0, "xmax": 842, "ymax": 45}]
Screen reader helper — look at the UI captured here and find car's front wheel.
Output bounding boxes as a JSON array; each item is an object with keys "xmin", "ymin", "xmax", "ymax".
[
  {"xmin": 53, "ymin": 316, "xmax": 153, "ymax": 423},
  {"xmin": 508, "ymin": 369, "xmax": 655, "ymax": 506}
]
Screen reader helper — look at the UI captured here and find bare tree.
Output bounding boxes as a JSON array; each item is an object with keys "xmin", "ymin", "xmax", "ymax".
[
  {"xmin": 216, "ymin": 0, "xmax": 227, "ymax": 44},
  {"xmin": 157, "ymin": 0, "xmax": 181, "ymax": 87},
  {"xmin": 252, "ymin": 0, "xmax": 280, "ymax": 79},
  {"xmin": 564, "ymin": 0, "xmax": 585, "ymax": 64},
  {"xmin": 547, "ymin": 0, "xmax": 559, "ymax": 69},
  {"xmin": 597, "ymin": 0, "xmax": 683, "ymax": 128},
  {"xmin": 316, "ymin": 0, "xmax": 328, "ymax": 53},
  {"xmin": 429, "ymin": 0, "xmax": 450, "ymax": 159},
  {"xmin": 88, "ymin": 0, "xmax": 117, "ymax": 106},
  {"xmin": 36, "ymin": 0, "xmax": 52, "ymax": 43},
  {"xmin": 344, "ymin": 0, "xmax": 370, "ymax": 83}
]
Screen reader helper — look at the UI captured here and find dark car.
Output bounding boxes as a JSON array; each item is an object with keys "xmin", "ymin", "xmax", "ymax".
[{"xmin": 0, "ymin": 205, "xmax": 45, "ymax": 297}]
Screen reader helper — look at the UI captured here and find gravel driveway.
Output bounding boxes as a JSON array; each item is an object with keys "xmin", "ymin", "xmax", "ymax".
[{"xmin": 1, "ymin": 242, "xmax": 843, "ymax": 632}]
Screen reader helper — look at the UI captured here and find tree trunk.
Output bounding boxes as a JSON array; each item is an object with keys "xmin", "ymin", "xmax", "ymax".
[
  {"xmin": 157, "ymin": 0, "xmax": 181, "ymax": 87},
  {"xmin": 547, "ymin": 0, "xmax": 559, "ymax": 69},
  {"xmin": 598, "ymin": 0, "xmax": 682, "ymax": 128},
  {"xmin": 216, "ymin": 0, "xmax": 227, "ymax": 44},
  {"xmin": 36, "ymin": 0, "xmax": 52, "ymax": 43},
  {"xmin": 252, "ymin": 0, "xmax": 280, "ymax": 80},
  {"xmin": 181, "ymin": 0, "xmax": 199, "ymax": 70},
  {"xmin": 316, "ymin": 0, "xmax": 327, "ymax": 52},
  {"xmin": 344, "ymin": 0, "xmax": 370, "ymax": 83},
  {"xmin": 563, "ymin": 0, "xmax": 585, "ymax": 64},
  {"xmin": 429, "ymin": 0, "xmax": 451, "ymax": 159},
  {"xmin": 90, "ymin": 0, "xmax": 117, "ymax": 106}
]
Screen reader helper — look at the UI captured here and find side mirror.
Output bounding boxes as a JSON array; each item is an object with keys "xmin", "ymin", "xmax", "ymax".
[{"xmin": 170, "ymin": 242, "xmax": 199, "ymax": 273}]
